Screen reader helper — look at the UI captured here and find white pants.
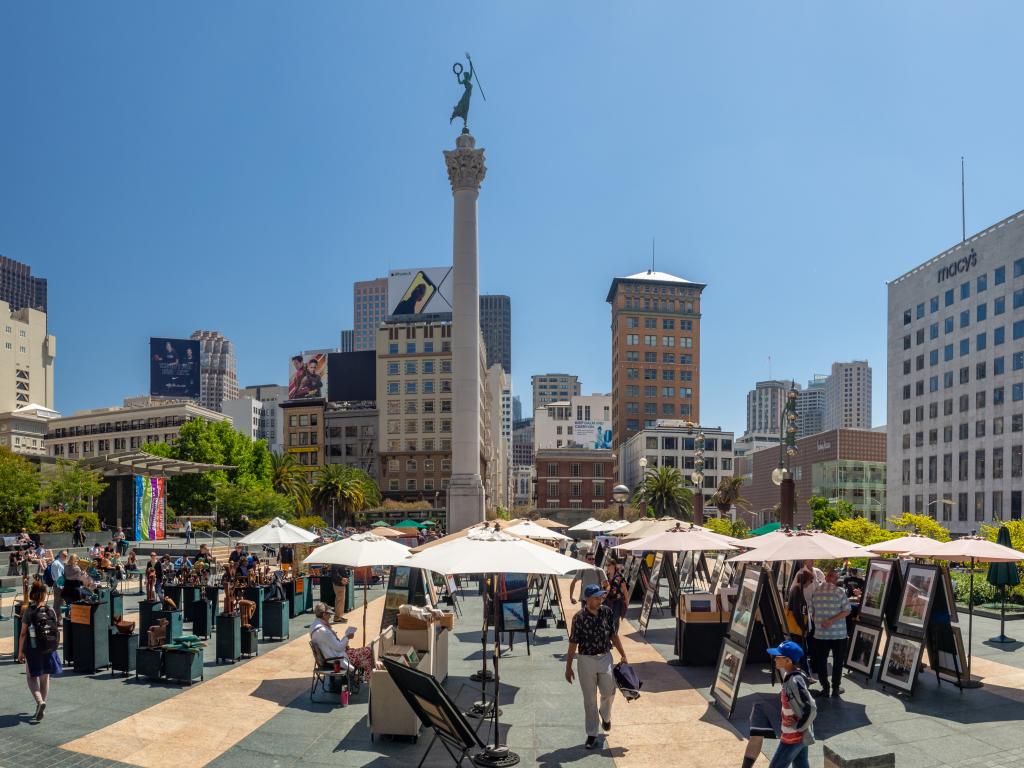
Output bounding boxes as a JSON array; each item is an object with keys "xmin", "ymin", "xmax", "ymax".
[{"xmin": 577, "ymin": 653, "xmax": 616, "ymax": 737}]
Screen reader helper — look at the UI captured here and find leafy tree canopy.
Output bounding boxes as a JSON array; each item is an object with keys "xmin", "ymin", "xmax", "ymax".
[
  {"xmin": 45, "ymin": 460, "xmax": 108, "ymax": 515},
  {"xmin": 890, "ymin": 513, "xmax": 951, "ymax": 542},
  {"xmin": 0, "ymin": 448, "xmax": 43, "ymax": 532},
  {"xmin": 808, "ymin": 495, "xmax": 856, "ymax": 532},
  {"xmin": 829, "ymin": 517, "xmax": 897, "ymax": 546}
]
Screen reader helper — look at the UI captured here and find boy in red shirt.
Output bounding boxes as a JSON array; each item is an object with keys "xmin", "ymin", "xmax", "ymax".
[{"xmin": 766, "ymin": 640, "xmax": 816, "ymax": 768}]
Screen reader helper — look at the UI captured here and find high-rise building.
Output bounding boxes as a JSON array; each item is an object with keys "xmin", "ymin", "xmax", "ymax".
[
  {"xmin": 325, "ymin": 402, "xmax": 378, "ymax": 481},
  {"xmin": 607, "ymin": 270, "xmax": 705, "ymax": 451},
  {"xmin": 512, "ymin": 417, "xmax": 534, "ymax": 468},
  {"xmin": 190, "ymin": 330, "xmax": 239, "ymax": 412},
  {"xmin": 796, "ymin": 375, "xmax": 827, "ymax": 438},
  {"xmin": 531, "ymin": 373, "xmax": 581, "ymax": 409},
  {"xmin": 280, "ymin": 398, "xmax": 325, "ymax": 475},
  {"xmin": 512, "ymin": 395, "xmax": 522, "ymax": 423},
  {"xmin": 824, "ymin": 360, "xmax": 872, "ymax": 431},
  {"xmin": 887, "ymin": 208, "xmax": 1024, "ymax": 533},
  {"xmin": 479, "ymin": 294, "xmax": 511, "ymax": 375},
  {"xmin": 745, "ymin": 380, "xmax": 793, "ymax": 438},
  {"xmin": 0, "ymin": 255, "xmax": 47, "ymax": 313},
  {"xmin": 0, "ymin": 300, "xmax": 56, "ymax": 411},
  {"xmin": 239, "ymin": 384, "xmax": 288, "ymax": 454},
  {"xmin": 339, "ymin": 329, "xmax": 354, "ymax": 353},
  {"xmin": 354, "ymin": 277, "xmax": 388, "ymax": 352}
]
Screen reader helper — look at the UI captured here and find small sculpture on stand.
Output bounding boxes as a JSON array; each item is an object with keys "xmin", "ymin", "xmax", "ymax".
[
  {"xmin": 147, "ymin": 618, "xmax": 169, "ymax": 648},
  {"xmin": 238, "ymin": 597, "xmax": 256, "ymax": 629},
  {"xmin": 221, "ymin": 563, "xmax": 237, "ymax": 616}
]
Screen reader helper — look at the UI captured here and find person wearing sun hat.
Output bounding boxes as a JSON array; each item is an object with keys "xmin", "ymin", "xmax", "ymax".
[
  {"xmin": 565, "ymin": 583, "xmax": 628, "ymax": 750},
  {"xmin": 765, "ymin": 640, "xmax": 816, "ymax": 768}
]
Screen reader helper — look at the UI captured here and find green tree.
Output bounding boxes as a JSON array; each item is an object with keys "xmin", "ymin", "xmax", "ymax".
[
  {"xmin": 144, "ymin": 419, "xmax": 273, "ymax": 518},
  {"xmin": 632, "ymin": 466, "xmax": 693, "ymax": 520},
  {"xmin": 45, "ymin": 460, "xmax": 108, "ymax": 515},
  {"xmin": 704, "ymin": 516, "xmax": 750, "ymax": 540},
  {"xmin": 215, "ymin": 483, "xmax": 294, "ymax": 531},
  {"xmin": 981, "ymin": 521, "xmax": 1024, "ymax": 552},
  {"xmin": 710, "ymin": 476, "xmax": 748, "ymax": 517},
  {"xmin": 890, "ymin": 512, "xmax": 951, "ymax": 541},
  {"xmin": 269, "ymin": 451, "xmax": 310, "ymax": 513},
  {"xmin": 0, "ymin": 448, "xmax": 43, "ymax": 531},
  {"xmin": 829, "ymin": 518, "xmax": 897, "ymax": 546},
  {"xmin": 312, "ymin": 465, "xmax": 381, "ymax": 527},
  {"xmin": 808, "ymin": 495, "xmax": 856, "ymax": 532}
]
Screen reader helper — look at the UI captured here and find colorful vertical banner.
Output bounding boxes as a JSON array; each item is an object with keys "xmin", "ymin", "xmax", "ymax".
[{"xmin": 134, "ymin": 475, "xmax": 166, "ymax": 541}]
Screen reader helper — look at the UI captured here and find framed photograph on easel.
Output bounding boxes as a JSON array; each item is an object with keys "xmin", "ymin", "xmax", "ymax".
[
  {"xmin": 895, "ymin": 563, "xmax": 940, "ymax": 636},
  {"xmin": 727, "ymin": 566, "xmax": 762, "ymax": 646},
  {"xmin": 846, "ymin": 623, "xmax": 883, "ymax": 676},
  {"xmin": 860, "ymin": 559, "xmax": 895, "ymax": 624},
  {"xmin": 879, "ymin": 633, "xmax": 925, "ymax": 693},
  {"xmin": 711, "ymin": 638, "xmax": 747, "ymax": 717}
]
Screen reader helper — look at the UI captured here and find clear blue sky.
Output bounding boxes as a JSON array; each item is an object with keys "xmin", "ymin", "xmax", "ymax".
[{"xmin": 4, "ymin": 2, "xmax": 1024, "ymax": 436}]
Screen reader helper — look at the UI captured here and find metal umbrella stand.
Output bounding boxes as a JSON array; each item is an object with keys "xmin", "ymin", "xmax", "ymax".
[{"xmin": 987, "ymin": 526, "xmax": 1020, "ymax": 644}]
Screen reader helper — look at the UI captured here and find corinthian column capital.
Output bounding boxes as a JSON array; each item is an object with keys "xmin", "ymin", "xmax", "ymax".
[{"xmin": 444, "ymin": 132, "xmax": 487, "ymax": 192}]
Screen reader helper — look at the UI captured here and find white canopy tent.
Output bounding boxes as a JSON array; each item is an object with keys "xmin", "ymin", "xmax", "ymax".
[
  {"xmin": 238, "ymin": 517, "xmax": 319, "ymax": 546},
  {"xmin": 505, "ymin": 520, "xmax": 573, "ymax": 542}
]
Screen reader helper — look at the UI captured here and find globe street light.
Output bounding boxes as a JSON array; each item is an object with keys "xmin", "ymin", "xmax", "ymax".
[
  {"xmin": 612, "ymin": 484, "xmax": 630, "ymax": 520},
  {"xmin": 775, "ymin": 383, "xmax": 800, "ymax": 528}
]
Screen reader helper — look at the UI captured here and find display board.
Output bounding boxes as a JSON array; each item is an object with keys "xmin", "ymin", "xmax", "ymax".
[
  {"xmin": 637, "ymin": 553, "xmax": 664, "ymax": 634},
  {"xmin": 380, "ymin": 565, "xmax": 413, "ymax": 632},
  {"xmin": 845, "ymin": 557, "xmax": 906, "ymax": 679}
]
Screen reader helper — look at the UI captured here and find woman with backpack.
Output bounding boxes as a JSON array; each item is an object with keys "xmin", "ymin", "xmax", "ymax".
[{"xmin": 17, "ymin": 581, "xmax": 62, "ymax": 722}]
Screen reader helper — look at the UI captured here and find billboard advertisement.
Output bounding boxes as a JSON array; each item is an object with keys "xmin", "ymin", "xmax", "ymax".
[
  {"xmin": 387, "ymin": 267, "xmax": 454, "ymax": 317},
  {"xmin": 327, "ymin": 351, "xmax": 376, "ymax": 402},
  {"xmin": 288, "ymin": 352, "xmax": 328, "ymax": 400},
  {"xmin": 134, "ymin": 475, "xmax": 166, "ymax": 541},
  {"xmin": 574, "ymin": 420, "xmax": 612, "ymax": 449},
  {"xmin": 150, "ymin": 338, "xmax": 201, "ymax": 399}
]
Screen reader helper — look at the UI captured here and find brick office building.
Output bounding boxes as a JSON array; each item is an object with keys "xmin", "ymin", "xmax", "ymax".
[{"xmin": 534, "ymin": 448, "xmax": 615, "ymax": 513}]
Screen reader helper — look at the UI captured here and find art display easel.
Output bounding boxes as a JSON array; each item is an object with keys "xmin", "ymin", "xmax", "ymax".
[
  {"xmin": 844, "ymin": 557, "xmax": 904, "ymax": 683},
  {"xmin": 710, "ymin": 565, "xmax": 786, "ymax": 717},
  {"xmin": 638, "ymin": 553, "xmax": 665, "ymax": 635}
]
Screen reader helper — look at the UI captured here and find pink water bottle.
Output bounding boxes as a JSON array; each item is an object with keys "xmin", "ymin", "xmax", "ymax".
[{"xmin": 341, "ymin": 690, "xmax": 349, "ymax": 706}]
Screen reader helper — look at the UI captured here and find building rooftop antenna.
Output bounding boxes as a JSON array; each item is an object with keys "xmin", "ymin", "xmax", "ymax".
[
  {"xmin": 650, "ymin": 237, "xmax": 655, "ymax": 274},
  {"xmin": 961, "ymin": 156, "xmax": 966, "ymax": 243}
]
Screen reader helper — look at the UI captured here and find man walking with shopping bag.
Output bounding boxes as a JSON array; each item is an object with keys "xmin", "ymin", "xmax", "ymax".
[{"xmin": 565, "ymin": 583, "xmax": 628, "ymax": 750}]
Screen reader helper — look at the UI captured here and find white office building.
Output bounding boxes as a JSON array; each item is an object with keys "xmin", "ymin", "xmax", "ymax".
[
  {"xmin": 533, "ymin": 393, "xmax": 612, "ymax": 451},
  {"xmin": 239, "ymin": 384, "xmax": 288, "ymax": 454},
  {"xmin": 824, "ymin": 360, "xmax": 872, "ymax": 431},
  {"xmin": 887, "ymin": 208, "xmax": 1024, "ymax": 533}
]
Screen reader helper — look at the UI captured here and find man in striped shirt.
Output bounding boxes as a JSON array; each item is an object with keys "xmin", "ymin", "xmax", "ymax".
[{"xmin": 809, "ymin": 568, "xmax": 851, "ymax": 698}]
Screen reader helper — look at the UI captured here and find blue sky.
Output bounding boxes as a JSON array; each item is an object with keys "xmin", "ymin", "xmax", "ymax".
[{"xmin": 3, "ymin": 2, "xmax": 1024, "ymax": 436}]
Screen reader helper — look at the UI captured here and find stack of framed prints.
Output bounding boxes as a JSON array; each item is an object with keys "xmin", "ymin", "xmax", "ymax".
[
  {"xmin": 845, "ymin": 558, "xmax": 903, "ymax": 679},
  {"xmin": 710, "ymin": 565, "xmax": 786, "ymax": 716}
]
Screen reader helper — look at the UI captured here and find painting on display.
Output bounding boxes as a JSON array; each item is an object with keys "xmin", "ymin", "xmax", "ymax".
[
  {"xmin": 860, "ymin": 559, "xmax": 894, "ymax": 623},
  {"xmin": 879, "ymin": 633, "xmax": 924, "ymax": 692},
  {"xmin": 728, "ymin": 567, "xmax": 761, "ymax": 646},
  {"xmin": 846, "ymin": 623, "xmax": 883, "ymax": 676},
  {"xmin": 896, "ymin": 564, "xmax": 940, "ymax": 633},
  {"xmin": 711, "ymin": 638, "xmax": 747, "ymax": 717}
]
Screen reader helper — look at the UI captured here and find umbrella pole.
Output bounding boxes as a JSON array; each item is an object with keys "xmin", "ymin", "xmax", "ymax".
[
  {"xmin": 466, "ymin": 578, "xmax": 498, "ymax": 719},
  {"xmin": 362, "ymin": 582, "xmax": 368, "ymax": 646},
  {"xmin": 991, "ymin": 585, "xmax": 1016, "ymax": 644},
  {"xmin": 962, "ymin": 558, "xmax": 983, "ymax": 688},
  {"xmin": 472, "ymin": 571, "xmax": 519, "ymax": 767}
]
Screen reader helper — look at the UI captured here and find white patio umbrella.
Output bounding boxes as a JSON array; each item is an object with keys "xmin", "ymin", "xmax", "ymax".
[
  {"xmin": 591, "ymin": 519, "xmax": 631, "ymax": 534},
  {"xmin": 505, "ymin": 520, "xmax": 572, "ymax": 542},
  {"xmin": 615, "ymin": 516, "xmax": 686, "ymax": 539},
  {"xmin": 531, "ymin": 517, "xmax": 570, "ymax": 529},
  {"xmin": 727, "ymin": 530, "xmax": 867, "ymax": 563},
  {"xmin": 568, "ymin": 517, "xmax": 603, "ymax": 532},
  {"xmin": 303, "ymin": 533, "xmax": 411, "ymax": 642},
  {"xmin": 403, "ymin": 524, "xmax": 592, "ymax": 766},
  {"xmin": 909, "ymin": 536, "xmax": 1024, "ymax": 686},
  {"xmin": 238, "ymin": 516, "xmax": 319, "ymax": 546}
]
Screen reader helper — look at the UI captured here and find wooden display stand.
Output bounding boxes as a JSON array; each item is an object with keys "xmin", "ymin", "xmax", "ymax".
[
  {"xmin": 240, "ymin": 626, "xmax": 259, "ymax": 658},
  {"xmin": 109, "ymin": 632, "xmax": 139, "ymax": 677},
  {"xmin": 216, "ymin": 613, "xmax": 241, "ymax": 663},
  {"xmin": 165, "ymin": 648, "xmax": 204, "ymax": 684},
  {"xmin": 152, "ymin": 609, "xmax": 183, "ymax": 646},
  {"xmin": 192, "ymin": 598, "xmax": 214, "ymax": 639},
  {"xmin": 242, "ymin": 586, "xmax": 265, "ymax": 629},
  {"xmin": 262, "ymin": 598, "xmax": 290, "ymax": 641},
  {"xmin": 138, "ymin": 600, "xmax": 160, "ymax": 645},
  {"xmin": 71, "ymin": 600, "xmax": 111, "ymax": 674},
  {"xmin": 136, "ymin": 647, "xmax": 164, "ymax": 680},
  {"xmin": 180, "ymin": 586, "xmax": 202, "ymax": 622}
]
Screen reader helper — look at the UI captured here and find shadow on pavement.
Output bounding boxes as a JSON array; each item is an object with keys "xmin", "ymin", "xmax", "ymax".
[{"xmin": 538, "ymin": 743, "xmax": 628, "ymax": 766}]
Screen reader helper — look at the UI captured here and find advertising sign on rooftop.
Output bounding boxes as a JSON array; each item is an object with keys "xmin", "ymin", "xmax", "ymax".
[
  {"xmin": 387, "ymin": 267, "xmax": 454, "ymax": 317},
  {"xmin": 150, "ymin": 338, "xmax": 201, "ymax": 399}
]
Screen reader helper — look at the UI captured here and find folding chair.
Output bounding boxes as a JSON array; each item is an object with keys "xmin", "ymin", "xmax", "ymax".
[{"xmin": 309, "ymin": 641, "xmax": 358, "ymax": 703}]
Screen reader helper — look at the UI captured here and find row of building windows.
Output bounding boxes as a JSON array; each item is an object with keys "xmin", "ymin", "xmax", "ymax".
[
  {"xmin": 545, "ymin": 480, "xmax": 607, "ymax": 498},
  {"xmin": 288, "ymin": 431, "xmax": 318, "ymax": 446},
  {"xmin": 625, "ymin": 401, "xmax": 694, "ymax": 417},
  {"xmin": 49, "ymin": 415, "xmax": 192, "ymax": 439},
  {"xmin": 387, "ymin": 478, "xmax": 449, "ymax": 492},
  {"xmin": 52, "ymin": 435, "xmax": 159, "ymax": 455},
  {"xmin": 622, "ymin": 352, "xmax": 695, "ymax": 367},
  {"xmin": 900, "ymin": 445, "xmax": 1024, "ymax": 484},
  {"xmin": 903, "ymin": 414, "xmax": 1024, "ymax": 449},
  {"xmin": 643, "ymin": 435, "xmax": 733, "ymax": 452},
  {"xmin": 901, "ymin": 356, "xmax": 1024, "ymax": 402},
  {"xmin": 386, "ymin": 419, "xmax": 452, "ymax": 434},
  {"xmin": 542, "ymin": 462, "xmax": 606, "ymax": 477},
  {"xmin": 623, "ymin": 365, "xmax": 695, "ymax": 380},
  {"xmin": 384, "ymin": 438, "xmax": 452, "ymax": 452},
  {"xmin": 624, "ymin": 317, "xmax": 694, "ymax": 330},
  {"xmin": 623, "ymin": 334, "xmax": 695, "ymax": 348},
  {"xmin": 901, "ymin": 491, "xmax": 1023, "ymax": 522},
  {"xmin": 387, "ymin": 457, "xmax": 452, "ymax": 473},
  {"xmin": 287, "ymin": 413, "xmax": 318, "ymax": 427},
  {"xmin": 386, "ymin": 360, "xmax": 452, "ymax": 376},
  {"xmin": 901, "ymin": 260, "xmax": 1024, "ymax": 326},
  {"xmin": 901, "ymin": 385, "xmax": 1024, "ymax": 424}
]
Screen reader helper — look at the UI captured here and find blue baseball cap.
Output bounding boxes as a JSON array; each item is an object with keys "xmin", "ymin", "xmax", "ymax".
[
  {"xmin": 583, "ymin": 584, "xmax": 607, "ymax": 599},
  {"xmin": 767, "ymin": 641, "xmax": 804, "ymax": 663}
]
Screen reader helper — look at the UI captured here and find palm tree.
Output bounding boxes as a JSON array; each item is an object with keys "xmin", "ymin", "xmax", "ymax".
[
  {"xmin": 312, "ymin": 465, "xmax": 380, "ymax": 527},
  {"xmin": 270, "ymin": 451, "xmax": 310, "ymax": 513},
  {"xmin": 632, "ymin": 465, "xmax": 693, "ymax": 520},
  {"xmin": 710, "ymin": 476, "xmax": 749, "ymax": 518}
]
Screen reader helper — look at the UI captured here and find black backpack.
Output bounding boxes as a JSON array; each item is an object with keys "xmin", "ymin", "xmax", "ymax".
[{"xmin": 30, "ymin": 605, "xmax": 60, "ymax": 652}]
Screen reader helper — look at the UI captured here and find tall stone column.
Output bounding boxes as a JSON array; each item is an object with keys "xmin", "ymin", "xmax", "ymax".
[{"xmin": 444, "ymin": 132, "xmax": 487, "ymax": 532}]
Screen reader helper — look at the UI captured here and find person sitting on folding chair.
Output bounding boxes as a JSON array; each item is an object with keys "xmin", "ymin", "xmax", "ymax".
[{"xmin": 309, "ymin": 603, "xmax": 356, "ymax": 670}]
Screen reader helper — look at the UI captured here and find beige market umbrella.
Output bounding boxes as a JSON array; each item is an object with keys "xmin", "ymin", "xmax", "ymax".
[
  {"xmin": 302, "ymin": 533, "xmax": 411, "ymax": 641},
  {"xmin": 591, "ymin": 519, "xmax": 632, "ymax": 534},
  {"xmin": 862, "ymin": 534, "xmax": 940, "ymax": 556},
  {"xmin": 615, "ymin": 516, "xmax": 686, "ymax": 539},
  {"xmin": 532, "ymin": 517, "xmax": 569, "ymax": 529},
  {"xmin": 613, "ymin": 525, "xmax": 739, "ymax": 554},
  {"xmin": 910, "ymin": 536, "xmax": 1024, "ymax": 686},
  {"xmin": 371, "ymin": 527, "xmax": 406, "ymax": 539},
  {"xmin": 568, "ymin": 517, "xmax": 604, "ymax": 532},
  {"xmin": 727, "ymin": 530, "xmax": 867, "ymax": 562},
  {"xmin": 404, "ymin": 524, "xmax": 592, "ymax": 766},
  {"xmin": 505, "ymin": 520, "xmax": 572, "ymax": 542}
]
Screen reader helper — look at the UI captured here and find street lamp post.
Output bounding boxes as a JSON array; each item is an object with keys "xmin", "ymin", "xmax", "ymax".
[
  {"xmin": 691, "ymin": 430, "xmax": 705, "ymax": 525},
  {"xmin": 612, "ymin": 484, "xmax": 630, "ymax": 521},
  {"xmin": 772, "ymin": 383, "xmax": 800, "ymax": 528}
]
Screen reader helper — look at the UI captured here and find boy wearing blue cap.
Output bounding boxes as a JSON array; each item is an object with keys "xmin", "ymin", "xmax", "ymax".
[
  {"xmin": 565, "ymin": 582, "xmax": 628, "ymax": 750},
  {"xmin": 766, "ymin": 640, "xmax": 816, "ymax": 768}
]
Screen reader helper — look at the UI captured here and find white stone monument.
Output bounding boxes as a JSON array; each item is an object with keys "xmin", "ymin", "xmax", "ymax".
[{"xmin": 444, "ymin": 132, "xmax": 487, "ymax": 532}]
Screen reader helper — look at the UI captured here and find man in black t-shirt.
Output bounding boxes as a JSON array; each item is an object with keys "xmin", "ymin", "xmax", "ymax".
[
  {"xmin": 565, "ymin": 583, "xmax": 628, "ymax": 750},
  {"xmin": 331, "ymin": 565, "xmax": 350, "ymax": 624}
]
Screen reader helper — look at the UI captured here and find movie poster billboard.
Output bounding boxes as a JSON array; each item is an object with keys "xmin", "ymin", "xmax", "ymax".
[
  {"xmin": 150, "ymin": 338, "xmax": 201, "ymax": 399},
  {"xmin": 134, "ymin": 475, "xmax": 166, "ymax": 541},
  {"xmin": 574, "ymin": 420, "xmax": 612, "ymax": 449},
  {"xmin": 387, "ymin": 267, "xmax": 454, "ymax": 317},
  {"xmin": 288, "ymin": 352, "xmax": 328, "ymax": 400}
]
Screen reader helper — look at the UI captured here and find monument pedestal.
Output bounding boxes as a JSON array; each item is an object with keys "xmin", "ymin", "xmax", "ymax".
[{"xmin": 448, "ymin": 476, "xmax": 486, "ymax": 534}]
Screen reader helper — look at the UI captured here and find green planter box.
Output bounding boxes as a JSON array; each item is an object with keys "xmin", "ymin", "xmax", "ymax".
[
  {"xmin": 242, "ymin": 586, "xmax": 264, "ymax": 630},
  {"xmin": 61, "ymin": 615, "xmax": 74, "ymax": 665},
  {"xmin": 138, "ymin": 600, "xmax": 160, "ymax": 645},
  {"xmin": 109, "ymin": 632, "xmax": 138, "ymax": 677},
  {"xmin": 289, "ymin": 578, "xmax": 309, "ymax": 618},
  {"xmin": 71, "ymin": 600, "xmax": 111, "ymax": 674},
  {"xmin": 192, "ymin": 599, "xmax": 214, "ymax": 639},
  {"xmin": 262, "ymin": 599, "xmax": 289, "ymax": 641},
  {"xmin": 136, "ymin": 647, "xmax": 164, "ymax": 680},
  {"xmin": 164, "ymin": 648, "xmax": 204, "ymax": 685},
  {"xmin": 152, "ymin": 609, "xmax": 183, "ymax": 645},
  {"xmin": 205, "ymin": 586, "xmax": 220, "ymax": 616},
  {"xmin": 216, "ymin": 613, "xmax": 241, "ymax": 663},
  {"xmin": 302, "ymin": 577, "xmax": 313, "ymax": 612}
]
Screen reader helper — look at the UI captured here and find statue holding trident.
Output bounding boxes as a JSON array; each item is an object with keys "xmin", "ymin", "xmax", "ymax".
[{"xmin": 450, "ymin": 53, "xmax": 486, "ymax": 133}]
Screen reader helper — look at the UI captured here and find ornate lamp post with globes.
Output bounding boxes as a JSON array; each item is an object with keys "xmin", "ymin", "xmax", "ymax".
[
  {"xmin": 771, "ymin": 382, "xmax": 800, "ymax": 528},
  {"xmin": 612, "ymin": 484, "xmax": 630, "ymax": 520},
  {"xmin": 691, "ymin": 430, "xmax": 706, "ymax": 525}
]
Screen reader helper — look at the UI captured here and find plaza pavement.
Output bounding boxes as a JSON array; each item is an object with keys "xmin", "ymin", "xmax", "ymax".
[{"xmin": 2, "ymin": 575, "xmax": 1024, "ymax": 767}]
